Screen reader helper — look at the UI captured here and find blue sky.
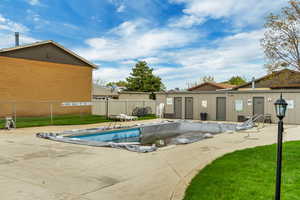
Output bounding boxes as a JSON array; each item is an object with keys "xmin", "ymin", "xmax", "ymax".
[{"xmin": 0, "ymin": 0, "xmax": 289, "ymax": 89}]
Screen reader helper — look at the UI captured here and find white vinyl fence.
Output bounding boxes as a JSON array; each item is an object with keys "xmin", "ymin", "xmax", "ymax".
[{"xmin": 92, "ymin": 99, "xmax": 158, "ymax": 116}]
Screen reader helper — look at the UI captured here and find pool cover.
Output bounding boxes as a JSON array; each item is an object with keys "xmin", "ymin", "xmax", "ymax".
[{"xmin": 37, "ymin": 120, "xmax": 251, "ymax": 153}]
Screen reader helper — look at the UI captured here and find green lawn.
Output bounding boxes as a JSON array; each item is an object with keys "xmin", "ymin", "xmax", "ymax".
[
  {"xmin": 137, "ymin": 114, "xmax": 157, "ymax": 120},
  {"xmin": 0, "ymin": 114, "xmax": 157, "ymax": 128},
  {"xmin": 184, "ymin": 141, "xmax": 300, "ymax": 200}
]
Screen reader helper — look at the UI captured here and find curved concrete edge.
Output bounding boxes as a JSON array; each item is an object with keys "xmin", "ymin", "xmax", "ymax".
[{"xmin": 170, "ymin": 124, "xmax": 300, "ymax": 200}]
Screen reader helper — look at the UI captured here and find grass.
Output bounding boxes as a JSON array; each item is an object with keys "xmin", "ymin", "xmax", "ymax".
[
  {"xmin": 184, "ymin": 141, "xmax": 300, "ymax": 200},
  {"xmin": 137, "ymin": 114, "xmax": 157, "ymax": 120},
  {"xmin": 0, "ymin": 114, "xmax": 157, "ymax": 128}
]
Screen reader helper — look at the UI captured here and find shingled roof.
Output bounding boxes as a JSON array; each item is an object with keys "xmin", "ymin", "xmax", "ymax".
[
  {"xmin": 233, "ymin": 69, "xmax": 300, "ymax": 90},
  {"xmin": 188, "ymin": 82, "xmax": 235, "ymax": 91},
  {"xmin": 0, "ymin": 40, "xmax": 97, "ymax": 68}
]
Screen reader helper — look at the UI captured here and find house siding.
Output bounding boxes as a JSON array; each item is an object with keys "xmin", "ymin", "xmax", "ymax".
[{"xmin": 157, "ymin": 91, "xmax": 300, "ymax": 124}]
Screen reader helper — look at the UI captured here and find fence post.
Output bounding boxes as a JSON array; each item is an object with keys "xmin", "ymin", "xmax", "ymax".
[
  {"xmin": 154, "ymin": 100, "xmax": 157, "ymax": 116},
  {"xmin": 106, "ymin": 98, "xmax": 109, "ymax": 119},
  {"xmin": 80, "ymin": 105, "xmax": 83, "ymax": 118},
  {"xmin": 13, "ymin": 103, "xmax": 17, "ymax": 127},
  {"xmin": 50, "ymin": 103, "xmax": 53, "ymax": 124},
  {"xmin": 143, "ymin": 100, "xmax": 145, "ymax": 115}
]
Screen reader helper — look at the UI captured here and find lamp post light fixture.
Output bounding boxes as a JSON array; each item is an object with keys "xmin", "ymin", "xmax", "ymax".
[{"xmin": 274, "ymin": 93, "xmax": 288, "ymax": 200}]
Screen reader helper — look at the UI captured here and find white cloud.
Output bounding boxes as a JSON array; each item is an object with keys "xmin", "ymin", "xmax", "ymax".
[
  {"xmin": 169, "ymin": 15, "xmax": 204, "ymax": 28},
  {"xmin": 120, "ymin": 57, "xmax": 162, "ymax": 65},
  {"xmin": 0, "ymin": 33, "xmax": 37, "ymax": 48},
  {"xmin": 154, "ymin": 29, "xmax": 266, "ymax": 88},
  {"xmin": 75, "ymin": 16, "xmax": 271, "ymax": 89},
  {"xmin": 0, "ymin": 14, "xmax": 29, "ymax": 32},
  {"xmin": 108, "ymin": 0, "xmax": 126, "ymax": 13},
  {"xmin": 142, "ymin": 57, "xmax": 163, "ymax": 64},
  {"xmin": 86, "ymin": 26, "xmax": 267, "ymax": 89},
  {"xmin": 169, "ymin": 0, "xmax": 287, "ymax": 28},
  {"xmin": 26, "ymin": 9, "xmax": 41, "ymax": 22},
  {"xmin": 93, "ymin": 67, "xmax": 130, "ymax": 83},
  {"xmin": 27, "ymin": 0, "xmax": 40, "ymax": 6},
  {"xmin": 117, "ymin": 4, "xmax": 125, "ymax": 12},
  {"xmin": 109, "ymin": 20, "xmax": 145, "ymax": 36},
  {"xmin": 76, "ymin": 19, "xmax": 200, "ymax": 62},
  {"xmin": 120, "ymin": 60, "xmax": 137, "ymax": 65},
  {"xmin": 0, "ymin": 14, "xmax": 38, "ymax": 48},
  {"xmin": 173, "ymin": 30, "xmax": 264, "ymax": 69}
]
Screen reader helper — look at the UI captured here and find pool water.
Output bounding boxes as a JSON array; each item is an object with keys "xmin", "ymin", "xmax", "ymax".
[
  {"xmin": 69, "ymin": 127, "xmax": 207, "ymax": 146},
  {"xmin": 69, "ymin": 128, "xmax": 141, "ymax": 143}
]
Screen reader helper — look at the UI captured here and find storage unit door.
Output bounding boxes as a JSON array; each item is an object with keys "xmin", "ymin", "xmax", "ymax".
[
  {"xmin": 174, "ymin": 97, "xmax": 182, "ymax": 119},
  {"xmin": 216, "ymin": 97, "xmax": 226, "ymax": 121},
  {"xmin": 185, "ymin": 97, "xmax": 193, "ymax": 119},
  {"xmin": 253, "ymin": 97, "xmax": 265, "ymax": 116}
]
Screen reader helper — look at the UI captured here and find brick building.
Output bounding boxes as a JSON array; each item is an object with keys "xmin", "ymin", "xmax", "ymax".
[{"xmin": 0, "ymin": 40, "xmax": 96, "ymax": 117}]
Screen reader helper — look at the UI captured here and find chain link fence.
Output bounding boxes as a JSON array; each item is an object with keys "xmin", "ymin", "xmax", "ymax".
[
  {"xmin": 0, "ymin": 101, "xmax": 92, "ymax": 128},
  {"xmin": 0, "ymin": 99, "xmax": 159, "ymax": 128}
]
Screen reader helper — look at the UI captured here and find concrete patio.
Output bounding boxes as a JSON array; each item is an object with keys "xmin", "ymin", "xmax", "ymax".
[{"xmin": 0, "ymin": 119, "xmax": 299, "ymax": 200}]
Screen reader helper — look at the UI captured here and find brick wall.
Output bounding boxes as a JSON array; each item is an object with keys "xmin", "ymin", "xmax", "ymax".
[{"xmin": 0, "ymin": 56, "xmax": 92, "ymax": 117}]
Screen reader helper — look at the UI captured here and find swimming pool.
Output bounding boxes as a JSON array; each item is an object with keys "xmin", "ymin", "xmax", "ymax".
[{"xmin": 37, "ymin": 120, "xmax": 248, "ymax": 152}]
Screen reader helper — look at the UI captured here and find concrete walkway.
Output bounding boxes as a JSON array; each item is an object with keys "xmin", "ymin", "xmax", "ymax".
[{"xmin": 0, "ymin": 120, "xmax": 299, "ymax": 200}]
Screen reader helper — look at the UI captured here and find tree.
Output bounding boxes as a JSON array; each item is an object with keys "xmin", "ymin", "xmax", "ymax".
[
  {"xmin": 126, "ymin": 61, "xmax": 165, "ymax": 92},
  {"xmin": 186, "ymin": 75, "xmax": 215, "ymax": 89},
  {"xmin": 106, "ymin": 80, "xmax": 127, "ymax": 88},
  {"xmin": 201, "ymin": 75, "xmax": 215, "ymax": 83},
  {"xmin": 226, "ymin": 76, "xmax": 247, "ymax": 85},
  {"xmin": 261, "ymin": 0, "xmax": 300, "ymax": 72},
  {"xmin": 93, "ymin": 78, "xmax": 106, "ymax": 86}
]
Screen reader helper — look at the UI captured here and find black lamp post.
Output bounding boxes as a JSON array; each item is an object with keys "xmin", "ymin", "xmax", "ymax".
[{"xmin": 274, "ymin": 93, "xmax": 288, "ymax": 200}]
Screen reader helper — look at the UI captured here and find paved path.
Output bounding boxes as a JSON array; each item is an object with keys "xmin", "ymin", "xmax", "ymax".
[{"xmin": 0, "ymin": 120, "xmax": 299, "ymax": 200}]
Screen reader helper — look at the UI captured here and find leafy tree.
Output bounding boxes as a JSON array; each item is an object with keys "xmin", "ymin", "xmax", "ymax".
[
  {"xmin": 227, "ymin": 76, "xmax": 247, "ymax": 85},
  {"xmin": 106, "ymin": 80, "xmax": 127, "ymax": 88},
  {"xmin": 201, "ymin": 75, "xmax": 215, "ymax": 83},
  {"xmin": 93, "ymin": 78, "xmax": 106, "ymax": 86},
  {"xmin": 186, "ymin": 76, "xmax": 215, "ymax": 89},
  {"xmin": 126, "ymin": 61, "xmax": 165, "ymax": 92},
  {"xmin": 186, "ymin": 81, "xmax": 198, "ymax": 89},
  {"xmin": 261, "ymin": 0, "xmax": 300, "ymax": 72}
]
